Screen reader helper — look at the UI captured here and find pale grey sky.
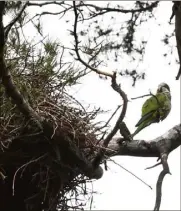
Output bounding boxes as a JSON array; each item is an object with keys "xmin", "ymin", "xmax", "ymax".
[{"xmin": 5, "ymin": 1, "xmax": 180, "ymax": 210}]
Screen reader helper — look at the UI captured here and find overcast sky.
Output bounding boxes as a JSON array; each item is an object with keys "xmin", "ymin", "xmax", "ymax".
[
  {"xmin": 6, "ymin": 1, "xmax": 180, "ymax": 210},
  {"xmin": 76, "ymin": 3, "xmax": 180, "ymax": 210}
]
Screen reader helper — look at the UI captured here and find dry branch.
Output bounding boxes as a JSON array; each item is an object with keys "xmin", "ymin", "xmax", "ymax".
[
  {"xmin": 27, "ymin": 1, "xmax": 66, "ymax": 7},
  {"xmin": 73, "ymin": 1, "xmax": 129, "ymax": 169},
  {"xmin": 154, "ymin": 154, "xmax": 170, "ymax": 211}
]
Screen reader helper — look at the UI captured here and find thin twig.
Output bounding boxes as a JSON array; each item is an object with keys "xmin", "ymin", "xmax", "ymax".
[
  {"xmin": 77, "ymin": 2, "xmax": 159, "ymax": 15},
  {"xmin": 131, "ymin": 93, "xmax": 151, "ymax": 100},
  {"xmin": 132, "ymin": 92, "xmax": 161, "ymax": 108},
  {"xmin": 73, "ymin": 1, "xmax": 113, "ymax": 78},
  {"xmin": 145, "ymin": 161, "xmax": 162, "ymax": 170},
  {"xmin": 4, "ymin": 2, "xmax": 28, "ymax": 40},
  {"xmin": 97, "ymin": 104, "xmax": 122, "ymax": 142},
  {"xmin": 109, "ymin": 158, "xmax": 152, "ymax": 190},
  {"xmin": 12, "ymin": 154, "xmax": 48, "ymax": 196},
  {"xmin": 27, "ymin": 1, "xmax": 65, "ymax": 7}
]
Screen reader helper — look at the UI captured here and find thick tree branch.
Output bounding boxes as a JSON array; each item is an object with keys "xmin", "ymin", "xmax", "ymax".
[{"xmin": 106, "ymin": 124, "xmax": 181, "ymax": 158}]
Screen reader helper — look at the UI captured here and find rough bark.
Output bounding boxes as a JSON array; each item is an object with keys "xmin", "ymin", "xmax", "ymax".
[
  {"xmin": 104, "ymin": 123, "xmax": 180, "ymax": 211},
  {"xmin": 106, "ymin": 124, "xmax": 181, "ymax": 158}
]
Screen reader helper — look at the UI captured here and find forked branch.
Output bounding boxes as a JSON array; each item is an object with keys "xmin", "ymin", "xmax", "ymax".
[{"xmin": 73, "ymin": 1, "xmax": 129, "ymax": 168}]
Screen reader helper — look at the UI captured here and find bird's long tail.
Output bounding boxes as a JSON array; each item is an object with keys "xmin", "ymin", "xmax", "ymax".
[
  {"xmin": 135, "ymin": 111, "xmax": 154, "ymax": 127},
  {"xmin": 132, "ymin": 111, "xmax": 156, "ymax": 138},
  {"xmin": 132, "ymin": 123, "xmax": 147, "ymax": 138},
  {"xmin": 132, "ymin": 118, "xmax": 157, "ymax": 138}
]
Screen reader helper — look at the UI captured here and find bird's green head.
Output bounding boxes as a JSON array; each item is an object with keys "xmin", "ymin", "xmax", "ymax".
[{"xmin": 157, "ymin": 83, "xmax": 170, "ymax": 93}]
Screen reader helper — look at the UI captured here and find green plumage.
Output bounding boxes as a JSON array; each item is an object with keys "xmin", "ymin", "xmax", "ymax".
[{"xmin": 132, "ymin": 83, "xmax": 171, "ymax": 137}]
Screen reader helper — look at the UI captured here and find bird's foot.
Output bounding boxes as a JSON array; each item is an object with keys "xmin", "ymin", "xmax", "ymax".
[{"xmin": 117, "ymin": 138, "xmax": 127, "ymax": 146}]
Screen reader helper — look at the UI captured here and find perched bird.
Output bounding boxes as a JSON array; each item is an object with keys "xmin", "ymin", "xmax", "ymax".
[{"xmin": 132, "ymin": 83, "xmax": 171, "ymax": 137}]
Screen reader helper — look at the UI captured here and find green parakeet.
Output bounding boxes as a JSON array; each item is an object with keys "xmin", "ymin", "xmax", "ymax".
[{"xmin": 132, "ymin": 83, "xmax": 171, "ymax": 137}]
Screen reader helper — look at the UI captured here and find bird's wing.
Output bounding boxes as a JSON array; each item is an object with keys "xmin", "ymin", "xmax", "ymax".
[
  {"xmin": 133, "ymin": 93, "xmax": 171, "ymax": 137},
  {"xmin": 135, "ymin": 94, "xmax": 161, "ymax": 127},
  {"xmin": 135, "ymin": 110, "xmax": 156, "ymax": 127},
  {"xmin": 142, "ymin": 94, "xmax": 162, "ymax": 114},
  {"xmin": 133, "ymin": 116, "xmax": 158, "ymax": 137}
]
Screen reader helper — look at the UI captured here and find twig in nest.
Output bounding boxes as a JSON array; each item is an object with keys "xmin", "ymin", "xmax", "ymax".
[
  {"xmin": 12, "ymin": 154, "xmax": 47, "ymax": 196},
  {"xmin": 154, "ymin": 153, "xmax": 171, "ymax": 211},
  {"xmin": 0, "ymin": 171, "xmax": 6, "ymax": 180},
  {"xmin": 73, "ymin": 1, "xmax": 129, "ymax": 169},
  {"xmin": 97, "ymin": 104, "xmax": 122, "ymax": 143}
]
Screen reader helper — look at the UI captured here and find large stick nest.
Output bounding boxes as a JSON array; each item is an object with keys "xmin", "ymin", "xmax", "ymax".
[
  {"xmin": 0, "ymin": 20, "xmax": 108, "ymax": 209},
  {"xmin": 0, "ymin": 78, "xmax": 103, "ymax": 210}
]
